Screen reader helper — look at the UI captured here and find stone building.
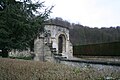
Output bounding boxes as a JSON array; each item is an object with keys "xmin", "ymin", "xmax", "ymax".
[
  {"xmin": 34, "ymin": 24, "xmax": 73, "ymax": 61},
  {"xmin": 9, "ymin": 24, "xmax": 73, "ymax": 61}
]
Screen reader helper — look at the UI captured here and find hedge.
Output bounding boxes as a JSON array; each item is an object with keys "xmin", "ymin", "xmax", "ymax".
[{"xmin": 73, "ymin": 42, "xmax": 120, "ymax": 56}]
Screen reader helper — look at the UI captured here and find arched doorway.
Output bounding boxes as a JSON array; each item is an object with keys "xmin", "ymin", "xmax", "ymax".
[{"xmin": 58, "ymin": 34, "xmax": 66, "ymax": 53}]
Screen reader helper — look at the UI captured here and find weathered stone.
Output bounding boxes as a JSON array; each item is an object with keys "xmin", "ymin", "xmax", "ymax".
[
  {"xmin": 34, "ymin": 24, "xmax": 73, "ymax": 61},
  {"xmin": 9, "ymin": 49, "xmax": 31, "ymax": 57}
]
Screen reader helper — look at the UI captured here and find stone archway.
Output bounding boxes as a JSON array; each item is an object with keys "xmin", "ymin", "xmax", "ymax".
[{"xmin": 58, "ymin": 34, "xmax": 66, "ymax": 53}]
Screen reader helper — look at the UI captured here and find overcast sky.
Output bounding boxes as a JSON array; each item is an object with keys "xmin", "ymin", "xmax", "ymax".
[{"xmin": 37, "ymin": 0, "xmax": 120, "ymax": 28}]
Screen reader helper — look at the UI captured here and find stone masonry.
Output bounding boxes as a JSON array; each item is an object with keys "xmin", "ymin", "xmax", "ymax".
[{"xmin": 34, "ymin": 24, "xmax": 73, "ymax": 61}]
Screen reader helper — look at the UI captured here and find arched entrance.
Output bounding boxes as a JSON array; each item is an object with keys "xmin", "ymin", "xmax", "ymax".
[{"xmin": 58, "ymin": 34, "xmax": 66, "ymax": 53}]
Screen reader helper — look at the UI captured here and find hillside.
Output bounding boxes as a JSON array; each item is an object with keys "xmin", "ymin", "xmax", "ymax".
[
  {"xmin": 47, "ymin": 18, "xmax": 120, "ymax": 45},
  {"xmin": 70, "ymin": 25, "xmax": 120, "ymax": 45},
  {"xmin": 0, "ymin": 58, "xmax": 120, "ymax": 80}
]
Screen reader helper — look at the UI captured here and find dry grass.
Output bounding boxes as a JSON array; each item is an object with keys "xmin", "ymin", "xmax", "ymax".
[{"xmin": 0, "ymin": 58, "xmax": 120, "ymax": 80}]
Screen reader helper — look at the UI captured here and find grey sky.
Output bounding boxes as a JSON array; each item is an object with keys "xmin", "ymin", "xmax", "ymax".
[
  {"xmin": 41, "ymin": 0, "xmax": 120, "ymax": 28},
  {"xmin": 21, "ymin": 0, "xmax": 120, "ymax": 28}
]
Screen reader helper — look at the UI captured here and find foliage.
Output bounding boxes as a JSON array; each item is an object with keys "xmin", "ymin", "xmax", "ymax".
[
  {"xmin": 46, "ymin": 17, "xmax": 71, "ymax": 28},
  {"xmin": 0, "ymin": 0, "xmax": 52, "ymax": 55},
  {"xmin": 70, "ymin": 26, "xmax": 120, "ymax": 45},
  {"xmin": 73, "ymin": 42, "xmax": 120, "ymax": 56}
]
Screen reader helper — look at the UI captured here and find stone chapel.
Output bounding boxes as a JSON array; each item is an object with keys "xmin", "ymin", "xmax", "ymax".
[{"xmin": 34, "ymin": 24, "xmax": 73, "ymax": 61}]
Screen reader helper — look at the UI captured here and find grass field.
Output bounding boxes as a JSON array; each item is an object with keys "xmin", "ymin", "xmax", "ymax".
[{"xmin": 0, "ymin": 58, "xmax": 120, "ymax": 80}]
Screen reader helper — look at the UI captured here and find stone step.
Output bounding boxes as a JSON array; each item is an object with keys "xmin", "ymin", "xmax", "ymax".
[
  {"xmin": 50, "ymin": 48, "xmax": 57, "ymax": 53},
  {"xmin": 53, "ymin": 53, "xmax": 62, "ymax": 56},
  {"xmin": 45, "ymin": 43, "xmax": 52, "ymax": 47},
  {"xmin": 54, "ymin": 56, "xmax": 67, "ymax": 60}
]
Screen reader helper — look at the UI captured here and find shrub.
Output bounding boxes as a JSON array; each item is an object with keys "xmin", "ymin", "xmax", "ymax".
[{"xmin": 73, "ymin": 42, "xmax": 120, "ymax": 56}]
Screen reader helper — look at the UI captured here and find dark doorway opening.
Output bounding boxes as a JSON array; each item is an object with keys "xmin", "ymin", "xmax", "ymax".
[
  {"xmin": 58, "ymin": 34, "xmax": 66, "ymax": 53},
  {"xmin": 58, "ymin": 36, "xmax": 63, "ymax": 53}
]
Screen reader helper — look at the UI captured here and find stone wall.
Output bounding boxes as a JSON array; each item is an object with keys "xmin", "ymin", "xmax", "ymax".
[
  {"xmin": 45, "ymin": 25, "xmax": 73, "ymax": 57},
  {"xmin": 34, "ymin": 37, "xmax": 53, "ymax": 61},
  {"xmin": 9, "ymin": 49, "xmax": 31, "ymax": 57}
]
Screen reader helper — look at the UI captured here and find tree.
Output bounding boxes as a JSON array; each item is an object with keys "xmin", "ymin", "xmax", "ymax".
[{"xmin": 0, "ymin": 0, "xmax": 52, "ymax": 57}]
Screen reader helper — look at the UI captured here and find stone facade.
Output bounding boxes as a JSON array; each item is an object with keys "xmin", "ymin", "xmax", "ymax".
[{"xmin": 34, "ymin": 24, "xmax": 73, "ymax": 61}]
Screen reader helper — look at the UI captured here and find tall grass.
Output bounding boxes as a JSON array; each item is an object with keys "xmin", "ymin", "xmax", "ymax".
[{"xmin": 0, "ymin": 58, "xmax": 120, "ymax": 80}]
